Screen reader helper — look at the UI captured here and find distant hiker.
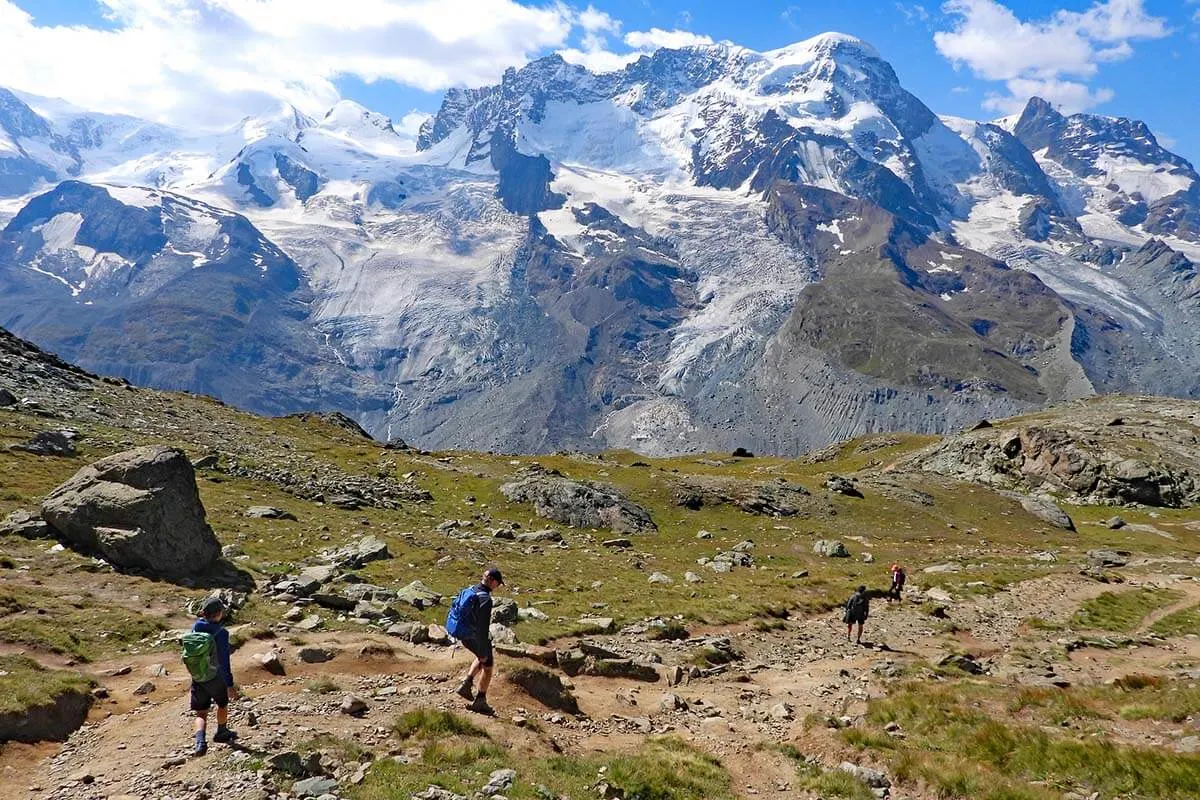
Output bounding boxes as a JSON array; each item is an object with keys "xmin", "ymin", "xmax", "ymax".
[
  {"xmin": 447, "ymin": 567, "xmax": 504, "ymax": 714},
  {"xmin": 843, "ymin": 585, "xmax": 869, "ymax": 645},
  {"xmin": 887, "ymin": 564, "xmax": 906, "ymax": 602},
  {"xmin": 182, "ymin": 596, "xmax": 237, "ymax": 756}
]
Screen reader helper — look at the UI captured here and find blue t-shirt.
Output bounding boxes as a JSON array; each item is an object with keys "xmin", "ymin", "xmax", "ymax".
[{"xmin": 192, "ymin": 618, "xmax": 234, "ymax": 687}]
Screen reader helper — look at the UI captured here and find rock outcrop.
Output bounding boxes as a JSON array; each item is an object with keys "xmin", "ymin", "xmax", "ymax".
[
  {"xmin": 500, "ymin": 468, "xmax": 656, "ymax": 533},
  {"xmin": 905, "ymin": 401, "xmax": 1200, "ymax": 507},
  {"xmin": 41, "ymin": 445, "xmax": 222, "ymax": 577}
]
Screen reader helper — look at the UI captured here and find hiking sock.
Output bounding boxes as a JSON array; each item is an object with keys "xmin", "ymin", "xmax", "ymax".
[{"xmin": 194, "ymin": 731, "xmax": 207, "ymax": 755}]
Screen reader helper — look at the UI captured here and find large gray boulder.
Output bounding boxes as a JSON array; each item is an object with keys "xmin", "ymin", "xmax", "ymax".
[
  {"xmin": 500, "ymin": 468, "xmax": 656, "ymax": 533},
  {"xmin": 41, "ymin": 446, "xmax": 221, "ymax": 577}
]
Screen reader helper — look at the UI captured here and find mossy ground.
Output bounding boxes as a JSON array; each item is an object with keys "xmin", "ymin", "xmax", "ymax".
[{"xmin": 0, "ymin": 655, "xmax": 92, "ymax": 715}]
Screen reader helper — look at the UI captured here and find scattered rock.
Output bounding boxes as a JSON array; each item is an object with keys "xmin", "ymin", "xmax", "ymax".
[
  {"xmin": 517, "ymin": 606, "xmax": 549, "ymax": 622},
  {"xmin": 492, "ymin": 596, "xmax": 519, "ymax": 625},
  {"xmin": 648, "ymin": 572, "xmax": 673, "ymax": 585},
  {"xmin": 516, "ymin": 528, "xmax": 564, "ymax": 543},
  {"xmin": 813, "ymin": 540, "xmax": 850, "ymax": 558},
  {"xmin": 1105, "ymin": 516, "xmax": 1127, "ymax": 530},
  {"xmin": 254, "ymin": 651, "xmax": 285, "ymax": 675},
  {"xmin": 482, "ymin": 768, "xmax": 517, "ymax": 797},
  {"xmin": 245, "ymin": 506, "xmax": 297, "ymax": 520},
  {"xmin": 768, "ymin": 702, "xmax": 794, "ymax": 721},
  {"xmin": 1087, "ymin": 549, "xmax": 1131, "ymax": 568},
  {"xmin": 839, "ymin": 763, "xmax": 891, "ymax": 789},
  {"xmin": 292, "ymin": 777, "xmax": 339, "ymax": 798},
  {"xmin": 1016, "ymin": 494, "xmax": 1075, "ymax": 531},
  {"xmin": 602, "ymin": 538, "xmax": 632, "ymax": 549},
  {"xmin": 732, "ymin": 447, "xmax": 754, "ymax": 458},
  {"xmin": 0, "ymin": 509, "xmax": 54, "ymax": 539},
  {"xmin": 394, "ymin": 580, "xmax": 442, "ymax": 609},
  {"xmin": 132, "ymin": 681, "xmax": 155, "ymax": 695},
  {"xmin": 321, "ymin": 535, "xmax": 390, "ymax": 569},
  {"xmin": 41, "ymin": 445, "xmax": 222, "ymax": 578},
  {"xmin": 500, "ymin": 469, "xmax": 656, "ymax": 533},
  {"xmin": 297, "ymin": 646, "xmax": 336, "ymax": 664},
  {"xmin": 339, "ymin": 694, "xmax": 368, "ymax": 716},
  {"xmin": 684, "ymin": 571, "xmax": 703, "ymax": 584},
  {"xmin": 267, "ymin": 751, "xmax": 306, "ymax": 778},
  {"xmin": 825, "ymin": 475, "xmax": 863, "ymax": 498},
  {"xmin": 938, "ymin": 653, "xmax": 984, "ymax": 675},
  {"xmin": 579, "ymin": 616, "xmax": 615, "ymax": 633},
  {"xmin": 295, "ymin": 614, "xmax": 323, "ymax": 632},
  {"xmin": 12, "ymin": 430, "xmax": 76, "ymax": 457}
]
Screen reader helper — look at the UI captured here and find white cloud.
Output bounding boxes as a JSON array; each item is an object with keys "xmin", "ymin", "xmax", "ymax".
[
  {"xmin": 622, "ymin": 27, "xmax": 714, "ymax": 50},
  {"xmin": 0, "ymin": 0, "xmax": 576, "ymax": 128},
  {"xmin": 933, "ymin": 0, "xmax": 1170, "ymax": 113},
  {"xmin": 560, "ymin": 21, "xmax": 714, "ymax": 74}
]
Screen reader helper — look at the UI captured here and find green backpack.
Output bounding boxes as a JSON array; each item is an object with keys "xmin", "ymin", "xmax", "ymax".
[{"xmin": 181, "ymin": 631, "xmax": 219, "ymax": 682}]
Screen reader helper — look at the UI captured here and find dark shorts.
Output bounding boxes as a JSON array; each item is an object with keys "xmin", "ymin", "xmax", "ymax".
[
  {"xmin": 190, "ymin": 676, "xmax": 229, "ymax": 712},
  {"xmin": 461, "ymin": 636, "xmax": 494, "ymax": 667}
]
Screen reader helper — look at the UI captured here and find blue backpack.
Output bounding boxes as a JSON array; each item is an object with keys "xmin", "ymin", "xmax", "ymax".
[{"xmin": 446, "ymin": 586, "xmax": 485, "ymax": 640}]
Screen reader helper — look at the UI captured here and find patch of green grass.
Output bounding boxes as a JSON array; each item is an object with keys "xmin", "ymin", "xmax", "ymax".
[
  {"xmin": 647, "ymin": 620, "xmax": 689, "ymax": 641},
  {"xmin": 305, "ymin": 677, "xmax": 342, "ymax": 695},
  {"xmin": 0, "ymin": 584, "xmax": 169, "ymax": 662},
  {"xmin": 353, "ymin": 735, "xmax": 731, "ymax": 800},
  {"xmin": 799, "ymin": 767, "xmax": 876, "ymax": 800},
  {"xmin": 852, "ymin": 681, "xmax": 1200, "ymax": 799},
  {"xmin": 392, "ymin": 709, "xmax": 487, "ymax": 741},
  {"xmin": 298, "ymin": 732, "xmax": 370, "ymax": 764},
  {"xmin": 1149, "ymin": 603, "xmax": 1200, "ymax": 637},
  {"xmin": 0, "ymin": 655, "xmax": 93, "ymax": 714},
  {"xmin": 1072, "ymin": 588, "xmax": 1183, "ymax": 633}
]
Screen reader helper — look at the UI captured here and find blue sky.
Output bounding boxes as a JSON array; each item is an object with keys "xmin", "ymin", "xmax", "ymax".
[{"xmin": 8, "ymin": 1, "xmax": 1200, "ymax": 161}]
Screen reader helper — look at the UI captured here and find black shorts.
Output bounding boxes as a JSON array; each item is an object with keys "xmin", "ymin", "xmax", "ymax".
[
  {"xmin": 190, "ymin": 676, "xmax": 229, "ymax": 711},
  {"xmin": 461, "ymin": 636, "xmax": 493, "ymax": 667}
]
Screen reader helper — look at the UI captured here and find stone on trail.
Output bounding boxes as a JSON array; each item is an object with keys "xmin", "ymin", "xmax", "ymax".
[
  {"xmin": 490, "ymin": 623, "xmax": 518, "ymax": 645},
  {"xmin": 292, "ymin": 777, "xmax": 339, "ymax": 798},
  {"xmin": 254, "ymin": 650, "xmax": 285, "ymax": 675},
  {"xmin": 297, "ymin": 646, "xmax": 336, "ymax": 664},
  {"xmin": 41, "ymin": 445, "xmax": 221, "ymax": 578},
  {"xmin": 813, "ymin": 539, "xmax": 850, "ymax": 558},
  {"xmin": 340, "ymin": 694, "xmax": 369, "ymax": 716},
  {"xmin": 426, "ymin": 623, "xmax": 450, "ymax": 644},
  {"xmin": 295, "ymin": 614, "xmax": 323, "ymax": 631},
  {"xmin": 267, "ymin": 751, "xmax": 307, "ymax": 778},
  {"xmin": 132, "ymin": 681, "xmax": 155, "ymax": 695}
]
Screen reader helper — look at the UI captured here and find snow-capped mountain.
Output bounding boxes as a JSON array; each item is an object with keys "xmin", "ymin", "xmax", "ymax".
[{"xmin": 0, "ymin": 32, "xmax": 1197, "ymax": 454}]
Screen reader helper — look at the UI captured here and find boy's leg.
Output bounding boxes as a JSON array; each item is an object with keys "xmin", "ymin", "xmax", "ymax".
[
  {"xmin": 195, "ymin": 710, "xmax": 208, "ymax": 735},
  {"xmin": 855, "ymin": 623, "xmax": 864, "ymax": 644}
]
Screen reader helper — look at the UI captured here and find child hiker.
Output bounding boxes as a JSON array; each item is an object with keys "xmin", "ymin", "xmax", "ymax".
[{"xmin": 182, "ymin": 596, "xmax": 238, "ymax": 755}]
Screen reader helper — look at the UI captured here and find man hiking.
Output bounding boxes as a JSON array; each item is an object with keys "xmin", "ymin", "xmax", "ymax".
[
  {"xmin": 182, "ymin": 596, "xmax": 238, "ymax": 755},
  {"xmin": 887, "ymin": 564, "xmax": 906, "ymax": 602},
  {"xmin": 843, "ymin": 585, "xmax": 869, "ymax": 645},
  {"xmin": 446, "ymin": 566, "xmax": 503, "ymax": 715}
]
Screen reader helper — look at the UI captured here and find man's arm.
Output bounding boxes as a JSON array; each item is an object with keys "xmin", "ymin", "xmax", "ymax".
[{"xmin": 478, "ymin": 593, "xmax": 494, "ymax": 640}]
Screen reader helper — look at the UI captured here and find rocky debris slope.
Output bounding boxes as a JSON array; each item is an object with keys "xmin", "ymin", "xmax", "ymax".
[
  {"xmin": 40, "ymin": 445, "xmax": 222, "ymax": 578},
  {"xmin": 500, "ymin": 467, "xmax": 656, "ymax": 533},
  {"xmin": 904, "ymin": 398, "xmax": 1200, "ymax": 507}
]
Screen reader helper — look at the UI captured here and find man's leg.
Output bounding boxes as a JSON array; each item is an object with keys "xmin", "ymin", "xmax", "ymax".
[
  {"xmin": 457, "ymin": 656, "xmax": 482, "ymax": 699},
  {"xmin": 477, "ymin": 664, "xmax": 493, "ymax": 696}
]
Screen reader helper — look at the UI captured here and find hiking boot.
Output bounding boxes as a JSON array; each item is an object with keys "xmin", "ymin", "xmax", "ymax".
[
  {"xmin": 212, "ymin": 727, "xmax": 238, "ymax": 744},
  {"xmin": 468, "ymin": 696, "xmax": 494, "ymax": 715},
  {"xmin": 193, "ymin": 737, "xmax": 208, "ymax": 757},
  {"xmin": 455, "ymin": 682, "xmax": 474, "ymax": 701}
]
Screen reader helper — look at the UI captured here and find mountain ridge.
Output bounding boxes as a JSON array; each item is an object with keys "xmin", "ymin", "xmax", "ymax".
[{"xmin": 0, "ymin": 32, "xmax": 1197, "ymax": 454}]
